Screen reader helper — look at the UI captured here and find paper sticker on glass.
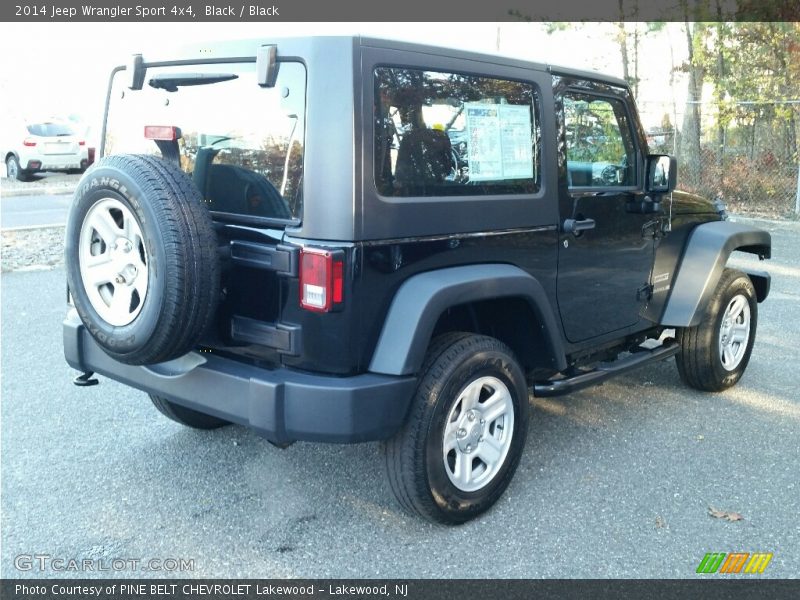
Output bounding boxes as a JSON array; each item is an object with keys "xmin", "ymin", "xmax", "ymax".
[
  {"xmin": 465, "ymin": 103, "xmax": 534, "ymax": 182},
  {"xmin": 374, "ymin": 67, "xmax": 540, "ymax": 197}
]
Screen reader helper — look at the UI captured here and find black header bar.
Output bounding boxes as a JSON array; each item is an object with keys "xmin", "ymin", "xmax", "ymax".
[{"xmin": 2, "ymin": 0, "xmax": 799, "ymax": 22}]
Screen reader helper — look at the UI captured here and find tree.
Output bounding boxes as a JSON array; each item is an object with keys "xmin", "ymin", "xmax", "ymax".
[{"xmin": 678, "ymin": 20, "xmax": 708, "ymax": 188}]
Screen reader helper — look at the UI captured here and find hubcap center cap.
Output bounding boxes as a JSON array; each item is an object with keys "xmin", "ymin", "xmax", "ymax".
[
  {"xmin": 113, "ymin": 237, "xmax": 133, "ymax": 254},
  {"xmin": 112, "ymin": 238, "xmax": 138, "ymax": 284},
  {"xmin": 456, "ymin": 411, "xmax": 485, "ymax": 453}
]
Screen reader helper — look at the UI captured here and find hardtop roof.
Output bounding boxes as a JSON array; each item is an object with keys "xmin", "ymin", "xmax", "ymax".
[
  {"xmin": 130, "ymin": 35, "xmax": 629, "ymax": 89},
  {"xmin": 358, "ymin": 36, "xmax": 629, "ymax": 88}
]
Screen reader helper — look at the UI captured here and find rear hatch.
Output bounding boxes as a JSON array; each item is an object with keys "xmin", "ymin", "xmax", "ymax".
[
  {"xmin": 103, "ymin": 57, "xmax": 307, "ymax": 364},
  {"xmin": 28, "ymin": 122, "xmax": 81, "ymax": 155}
]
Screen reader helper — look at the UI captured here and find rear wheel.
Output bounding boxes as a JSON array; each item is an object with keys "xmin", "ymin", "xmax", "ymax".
[
  {"xmin": 6, "ymin": 155, "xmax": 29, "ymax": 181},
  {"xmin": 385, "ymin": 333, "xmax": 529, "ymax": 524},
  {"xmin": 676, "ymin": 268, "xmax": 758, "ymax": 391},
  {"xmin": 149, "ymin": 394, "xmax": 229, "ymax": 430}
]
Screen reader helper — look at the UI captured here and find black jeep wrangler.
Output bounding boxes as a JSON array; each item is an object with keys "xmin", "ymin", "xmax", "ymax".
[{"xmin": 63, "ymin": 37, "xmax": 771, "ymax": 524}]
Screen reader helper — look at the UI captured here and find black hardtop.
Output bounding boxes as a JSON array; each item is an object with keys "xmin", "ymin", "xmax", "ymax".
[
  {"xmin": 109, "ymin": 35, "xmax": 631, "ymax": 243},
  {"xmin": 135, "ymin": 34, "xmax": 628, "ymax": 89},
  {"xmin": 358, "ymin": 36, "xmax": 629, "ymax": 88}
]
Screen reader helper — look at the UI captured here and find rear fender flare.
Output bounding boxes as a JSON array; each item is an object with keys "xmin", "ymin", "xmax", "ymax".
[{"xmin": 368, "ymin": 264, "xmax": 567, "ymax": 376}]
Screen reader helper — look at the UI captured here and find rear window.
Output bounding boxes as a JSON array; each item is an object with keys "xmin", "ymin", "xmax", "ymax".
[
  {"xmin": 27, "ymin": 122, "xmax": 75, "ymax": 136},
  {"xmin": 105, "ymin": 61, "xmax": 306, "ymax": 223},
  {"xmin": 374, "ymin": 66, "xmax": 540, "ymax": 197}
]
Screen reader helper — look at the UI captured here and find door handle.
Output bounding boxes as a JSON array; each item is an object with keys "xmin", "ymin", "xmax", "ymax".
[{"xmin": 562, "ymin": 218, "xmax": 596, "ymax": 236}]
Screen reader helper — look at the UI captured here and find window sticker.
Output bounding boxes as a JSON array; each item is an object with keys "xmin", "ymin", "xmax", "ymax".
[{"xmin": 465, "ymin": 103, "xmax": 533, "ymax": 182}]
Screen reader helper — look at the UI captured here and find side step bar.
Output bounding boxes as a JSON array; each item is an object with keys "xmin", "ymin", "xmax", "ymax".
[{"xmin": 533, "ymin": 340, "xmax": 679, "ymax": 397}]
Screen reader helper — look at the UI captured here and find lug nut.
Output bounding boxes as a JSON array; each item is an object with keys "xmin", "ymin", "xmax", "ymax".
[
  {"xmin": 479, "ymin": 436, "xmax": 484, "ymax": 443},
  {"xmin": 115, "ymin": 275, "xmax": 125, "ymax": 284},
  {"xmin": 466, "ymin": 444, "xmax": 472, "ymax": 452},
  {"xmin": 480, "ymin": 418, "xmax": 485, "ymax": 425},
  {"xmin": 468, "ymin": 412, "xmax": 475, "ymax": 422},
  {"xmin": 457, "ymin": 428, "xmax": 467, "ymax": 438}
]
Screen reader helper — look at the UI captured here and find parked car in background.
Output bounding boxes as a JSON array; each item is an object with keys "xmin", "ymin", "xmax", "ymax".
[{"xmin": 3, "ymin": 120, "xmax": 89, "ymax": 181}]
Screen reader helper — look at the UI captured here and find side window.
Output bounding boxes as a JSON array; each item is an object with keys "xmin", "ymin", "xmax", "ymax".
[
  {"xmin": 374, "ymin": 67, "xmax": 540, "ymax": 197},
  {"xmin": 563, "ymin": 93, "xmax": 636, "ymax": 188}
]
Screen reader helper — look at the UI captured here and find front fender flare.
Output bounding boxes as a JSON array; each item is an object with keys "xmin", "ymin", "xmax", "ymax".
[
  {"xmin": 660, "ymin": 221, "xmax": 771, "ymax": 327},
  {"xmin": 368, "ymin": 264, "xmax": 567, "ymax": 376}
]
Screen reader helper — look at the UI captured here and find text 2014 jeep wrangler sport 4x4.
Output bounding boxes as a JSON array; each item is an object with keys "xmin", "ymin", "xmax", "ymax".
[{"xmin": 64, "ymin": 37, "xmax": 771, "ymax": 524}]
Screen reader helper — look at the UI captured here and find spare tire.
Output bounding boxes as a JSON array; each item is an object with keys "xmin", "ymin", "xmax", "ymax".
[{"xmin": 65, "ymin": 154, "xmax": 220, "ymax": 365}]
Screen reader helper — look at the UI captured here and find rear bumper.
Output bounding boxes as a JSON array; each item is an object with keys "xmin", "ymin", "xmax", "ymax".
[
  {"xmin": 28, "ymin": 157, "xmax": 82, "ymax": 171},
  {"xmin": 18, "ymin": 148, "xmax": 85, "ymax": 171},
  {"xmin": 63, "ymin": 311, "xmax": 416, "ymax": 444}
]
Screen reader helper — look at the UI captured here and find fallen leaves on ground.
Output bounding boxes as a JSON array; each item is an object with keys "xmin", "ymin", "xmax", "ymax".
[{"xmin": 708, "ymin": 506, "xmax": 745, "ymax": 522}]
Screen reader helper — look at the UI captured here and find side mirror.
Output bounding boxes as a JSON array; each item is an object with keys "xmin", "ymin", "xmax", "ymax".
[{"xmin": 646, "ymin": 154, "xmax": 677, "ymax": 194}]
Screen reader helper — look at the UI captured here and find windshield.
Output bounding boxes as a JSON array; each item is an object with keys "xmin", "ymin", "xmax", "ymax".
[{"xmin": 105, "ymin": 60, "xmax": 306, "ymax": 223}]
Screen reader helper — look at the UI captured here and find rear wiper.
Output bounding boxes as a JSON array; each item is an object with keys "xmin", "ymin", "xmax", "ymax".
[{"xmin": 148, "ymin": 73, "xmax": 238, "ymax": 92}]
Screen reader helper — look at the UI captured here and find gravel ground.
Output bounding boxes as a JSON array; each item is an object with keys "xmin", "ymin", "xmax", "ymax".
[
  {"xmin": 1, "ymin": 172, "xmax": 80, "ymax": 197},
  {"xmin": 1, "ymin": 227, "xmax": 65, "ymax": 272}
]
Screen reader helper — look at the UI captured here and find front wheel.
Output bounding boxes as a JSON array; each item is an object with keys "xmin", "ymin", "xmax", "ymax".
[
  {"xmin": 676, "ymin": 268, "xmax": 758, "ymax": 391},
  {"xmin": 384, "ymin": 333, "xmax": 529, "ymax": 524}
]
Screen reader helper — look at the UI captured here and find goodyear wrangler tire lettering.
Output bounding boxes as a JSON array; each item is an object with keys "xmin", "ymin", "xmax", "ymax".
[{"xmin": 65, "ymin": 154, "xmax": 220, "ymax": 366}]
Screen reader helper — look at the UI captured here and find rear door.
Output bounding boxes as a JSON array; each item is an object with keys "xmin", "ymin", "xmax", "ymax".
[{"xmin": 555, "ymin": 79, "xmax": 655, "ymax": 343}]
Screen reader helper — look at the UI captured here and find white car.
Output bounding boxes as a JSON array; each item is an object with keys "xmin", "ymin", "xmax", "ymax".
[{"xmin": 3, "ymin": 121, "xmax": 89, "ymax": 181}]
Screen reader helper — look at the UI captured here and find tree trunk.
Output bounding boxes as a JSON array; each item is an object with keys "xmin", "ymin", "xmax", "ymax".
[
  {"xmin": 616, "ymin": 20, "xmax": 630, "ymax": 85},
  {"xmin": 680, "ymin": 22, "xmax": 705, "ymax": 190},
  {"xmin": 633, "ymin": 25, "xmax": 640, "ymax": 99},
  {"xmin": 715, "ymin": 19, "xmax": 726, "ymax": 193}
]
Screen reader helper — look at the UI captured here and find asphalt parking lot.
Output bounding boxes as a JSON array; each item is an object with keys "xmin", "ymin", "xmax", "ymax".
[{"xmin": 1, "ymin": 217, "xmax": 798, "ymax": 579}]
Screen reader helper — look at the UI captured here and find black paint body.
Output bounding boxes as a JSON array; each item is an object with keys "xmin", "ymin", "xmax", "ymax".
[{"xmin": 184, "ymin": 38, "xmax": 722, "ymax": 377}]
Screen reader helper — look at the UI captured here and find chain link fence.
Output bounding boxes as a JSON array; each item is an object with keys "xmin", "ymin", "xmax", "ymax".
[{"xmin": 638, "ymin": 100, "xmax": 800, "ymax": 218}]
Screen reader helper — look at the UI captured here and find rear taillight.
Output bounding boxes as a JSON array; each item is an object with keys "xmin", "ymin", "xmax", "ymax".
[
  {"xmin": 79, "ymin": 140, "xmax": 86, "ymax": 146},
  {"xmin": 299, "ymin": 248, "xmax": 344, "ymax": 313},
  {"xmin": 23, "ymin": 138, "xmax": 37, "ymax": 147},
  {"xmin": 144, "ymin": 125, "xmax": 180, "ymax": 141}
]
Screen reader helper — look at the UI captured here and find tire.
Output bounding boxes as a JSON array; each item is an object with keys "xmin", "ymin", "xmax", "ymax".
[
  {"xmin": 149, "ymin": 394, "xmax": 228, "ymax": 430},
  {"xmin": 385, "ymin": 333, "xmax": 530, "ymax": 524},
  {"xmin": 676, "ymin": 268, "xmax": 758, "ymax": 392},
  {"xmin": 6, "ymin": 155, "xmax": 29, "ymax": 181},
  {"xmin": 65, "ymin": 154, "xmax": 220, "ymax": 365}
]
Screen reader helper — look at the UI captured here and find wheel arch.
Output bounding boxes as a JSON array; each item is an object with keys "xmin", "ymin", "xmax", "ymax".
[
  {"xmin": 660, "ymin": 221, "xmax": 771, "ymax": 327},
  {"xmin": 368, "ymin": 264, "xmax": 567, "ymax": 376}
]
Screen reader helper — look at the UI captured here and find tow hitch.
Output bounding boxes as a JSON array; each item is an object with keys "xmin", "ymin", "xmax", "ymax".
[{"xmin": 73, "ymin": 371, "xmax": 99, "ymax": 387}]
